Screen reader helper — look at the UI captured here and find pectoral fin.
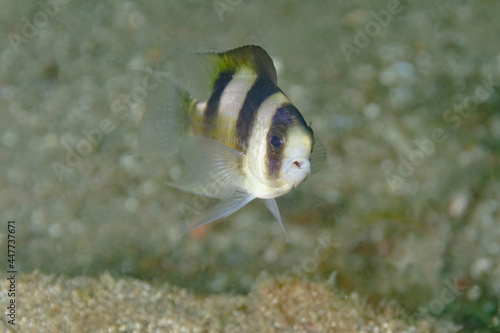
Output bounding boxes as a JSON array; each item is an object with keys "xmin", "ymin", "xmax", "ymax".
[
  {"xmin": 179, "ymin": 136, "xmax": 245, "ymax": 200},
  {"xmin": 311, "ymin": 137, "xmax": 327, "ymax": 174},
  {"xmin": 166, "ymin": 174, "xmax": 220, "ymax": 198}
]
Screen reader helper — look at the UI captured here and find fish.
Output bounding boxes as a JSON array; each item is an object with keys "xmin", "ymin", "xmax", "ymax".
[{"xmin": 139, "ymin": 45, "xmax": 326, "ymax": 240}]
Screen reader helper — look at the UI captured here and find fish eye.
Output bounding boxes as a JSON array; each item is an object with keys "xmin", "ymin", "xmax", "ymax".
[
  {"xmin": 271, "ymin": 135, "xmax": 282, "ymax": 148},
  {"xmin": 267, "ymin": 128, "xmax": 285, "ymax": 152}
]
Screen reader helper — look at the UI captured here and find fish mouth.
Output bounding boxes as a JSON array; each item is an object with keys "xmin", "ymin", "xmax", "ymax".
[{"xmin": 282, "ymin": 157, "xmax": 311, "ymax": 185}]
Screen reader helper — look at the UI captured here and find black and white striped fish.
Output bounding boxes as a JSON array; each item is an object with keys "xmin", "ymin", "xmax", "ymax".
[{"xmin": 139, "ymin": 45, "xmax": 325, "ymax": 240}]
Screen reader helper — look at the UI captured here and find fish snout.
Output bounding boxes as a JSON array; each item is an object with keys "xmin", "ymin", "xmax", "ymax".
[{"xmin": 289, "ymin": 157, "xmax": 311, "ymax": 172}]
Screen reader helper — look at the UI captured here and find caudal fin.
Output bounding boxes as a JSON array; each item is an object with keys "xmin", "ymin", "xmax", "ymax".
[{"xmin": 138, "ymin": 75, "xmax": 193, "ymax": 158}]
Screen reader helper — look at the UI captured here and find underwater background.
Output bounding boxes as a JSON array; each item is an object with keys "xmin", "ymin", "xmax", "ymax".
[{"xmin": 1, "ymin": 0, "xmax": 499, "ymax": 331}]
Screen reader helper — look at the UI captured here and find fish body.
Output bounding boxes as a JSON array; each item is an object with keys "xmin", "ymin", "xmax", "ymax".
[{"xmin": 140, "ymin": 45, "xmax": 325, "ymax": 239}]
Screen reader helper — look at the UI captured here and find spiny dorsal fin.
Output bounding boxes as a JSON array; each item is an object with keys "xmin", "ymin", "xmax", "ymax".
[{"xmin": 207, "ymin": 45, "xmax": 278, "ymax": 85}]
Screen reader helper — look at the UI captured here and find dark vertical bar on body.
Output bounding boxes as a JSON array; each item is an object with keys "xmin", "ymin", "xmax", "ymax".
[
  {"xmin": 236, "ymin": 77, "xmax": 281, "ymax": 149},
  {"xmin": 204, "ymin": 70, "xmax": 234, "ymax": 135}
]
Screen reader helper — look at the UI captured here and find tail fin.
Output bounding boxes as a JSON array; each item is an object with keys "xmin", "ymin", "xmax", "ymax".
[{"xmin": 138, "ymin": 77, "xmax": 194, "ymax": 158}]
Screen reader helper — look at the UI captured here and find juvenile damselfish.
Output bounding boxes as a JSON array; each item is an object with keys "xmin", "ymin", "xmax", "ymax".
[{"xmin": 139, "ymin": 45, "xmax": 325, "ymax": 240}]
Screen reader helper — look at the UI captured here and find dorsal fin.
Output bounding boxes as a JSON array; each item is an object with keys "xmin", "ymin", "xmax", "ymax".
[
  {"xmin": 157, "ymin": 45, "xmax": 277, "ymax": 102},
  {"xmin": 207, "ymin": 45, "xmax": 277, "ymax": 85}
]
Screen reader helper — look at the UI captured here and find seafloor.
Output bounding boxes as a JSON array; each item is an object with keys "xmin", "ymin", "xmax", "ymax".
[{"xmin": 1, "ymin": 0, "xmax": 499, "ymax": 332}]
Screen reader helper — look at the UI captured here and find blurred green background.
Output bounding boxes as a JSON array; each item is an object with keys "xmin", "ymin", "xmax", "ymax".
[{"xmin": 1, "ymin": 0, "xmax": 499, "ymax": 330}]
